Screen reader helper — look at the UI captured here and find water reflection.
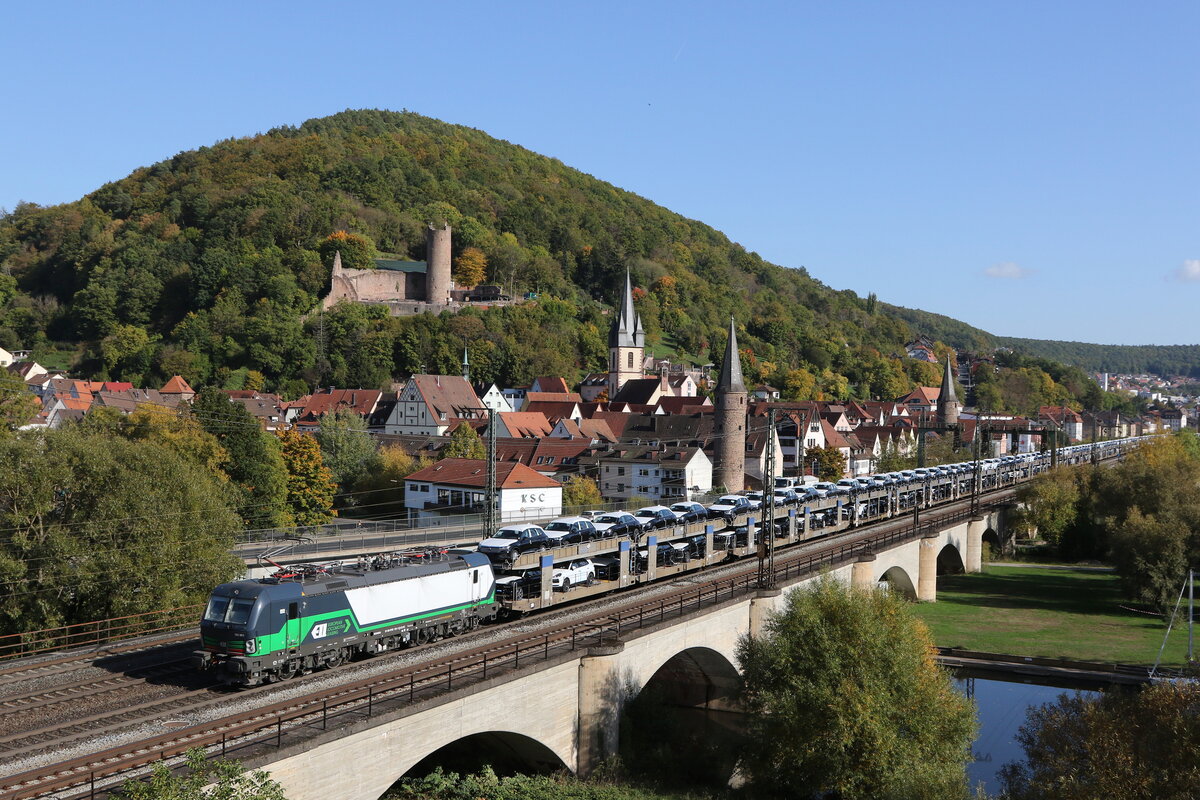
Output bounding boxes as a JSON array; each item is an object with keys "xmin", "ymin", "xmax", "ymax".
[{"xmin": 955, "ymin": 673, "xmax": 1099, "ymax": 795}]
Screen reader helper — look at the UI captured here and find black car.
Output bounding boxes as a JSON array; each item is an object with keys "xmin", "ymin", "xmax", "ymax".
[
  {"xmin": 494, "ymin": 568, "xmax": 542, "ymax": 601},
  {"xmin": 542, "ymin": 516, "xmax": 597, "ymax": 545},
  {"xmin": 707, "ymin": 494, "xmax": 754, "ymax": 521},
  {"xmin": 592, "ymin": 512, "xmax": 641, "ymax": 539},
  {"xmin": 632, "ymin": 506, "xmax": 680, "ymax": 531},
  {"xmin": 669, "ymin": 501, "xmax": 707, "ymax": 523},
  {"xmin": 591, "ymin": 556, "xmax": 621, "ymax": 581},
  {"xmin": 476, "ymin": 524, "xmax": 551, "ymax": 562}
]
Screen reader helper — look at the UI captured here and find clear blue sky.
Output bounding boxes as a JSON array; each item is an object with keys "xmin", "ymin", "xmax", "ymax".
[{"xmin": 3, "ymin": 2, "xmax": 1197, "ymax": 345}]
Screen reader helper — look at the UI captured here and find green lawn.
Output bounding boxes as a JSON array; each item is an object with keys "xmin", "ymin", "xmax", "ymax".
[{"xmin": 913, "ymin": 565, "xmax": 1197, "ymax": 667}]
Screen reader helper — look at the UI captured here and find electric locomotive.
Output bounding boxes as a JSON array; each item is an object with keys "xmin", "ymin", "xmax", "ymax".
[{"xmin": 194, "ymin": 550, "xmax": 496, "ymax": 687}]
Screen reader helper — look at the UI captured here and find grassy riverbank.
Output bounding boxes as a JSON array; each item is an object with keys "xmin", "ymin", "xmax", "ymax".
[{"xmin": 913, "ymin": 564, "xmax": 1196, "ymax": 667}]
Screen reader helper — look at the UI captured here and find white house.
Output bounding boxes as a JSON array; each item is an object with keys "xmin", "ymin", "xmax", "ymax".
[
  {"xmin": 0, "ymin": 347, "xmax": 12, "ymax": 368},
  {"xmin": 473, "ymin": 382, "xmax": 514, "ymax": 414},
  {"xmin": 403, "ymin": 458, "xmax": 563, "ymax": 524},
  {"xmin": 595, "ymin": 445, "xmax": 712, "ymax": 503}
]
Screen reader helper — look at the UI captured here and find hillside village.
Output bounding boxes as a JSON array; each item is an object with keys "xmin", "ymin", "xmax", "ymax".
[{"xmin": 3, "ymin": 274, "xmax": 1192, "ymax": 528}]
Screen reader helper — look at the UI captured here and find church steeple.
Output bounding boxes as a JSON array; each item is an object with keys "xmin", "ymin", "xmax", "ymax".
[
  {"xmin": 461, "ymin": 347, "xmax": 470, "ymax": 382},
  {"xmin": 608, "ymin": 270, "xmax": 645, "ymax": 349},
  {"xmin": 608, "ymin": 270, "xmax": 645, "ymax": 396}
]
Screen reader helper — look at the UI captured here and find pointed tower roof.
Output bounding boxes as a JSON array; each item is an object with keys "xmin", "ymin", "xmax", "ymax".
[
  {"xmin": 718, "ymin": 316, "xmax": 746, "ymax": 394},
  {"xmin": 940, "ymin": 356, "xmax": 958, "ymax": 405},
  {"xmin": 161, "ymin": 375, "xmax": 195, "ymax": 395},
  {"xmin": 608, "ymin": 270, "xmax": 645, "ymax": 348},
  {"xmin": 461, "ymin": 347, "xmax": 470, "ymax": 381}
]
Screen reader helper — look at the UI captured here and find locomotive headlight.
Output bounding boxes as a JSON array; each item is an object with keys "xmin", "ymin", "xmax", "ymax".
[{"xmin": 245, "ymin": 638, "xmax": 257, "ymax": 654}]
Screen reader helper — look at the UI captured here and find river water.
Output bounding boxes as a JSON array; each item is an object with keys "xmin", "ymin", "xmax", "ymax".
[{"xmin": 955, "ymin": 673, "xmax": 1099, "ymax": 796}]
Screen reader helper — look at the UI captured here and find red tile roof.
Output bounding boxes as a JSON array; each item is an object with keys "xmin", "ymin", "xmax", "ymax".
[
  {"xmin": 532, "ymin": 377, "xmax": 571, "ymax": 394},
  {"xmin": 295, "ymin": 388, "xmax": 381, "ymax": 424},
  {"xmin": 161, "ymin": 375, "xmax": 195, "ymax": 395},
  {"xmin": 405, "ymin": 458, "xmax": 560, "ymax": 489},
  {"xmin": 525, "ymin": 391, "xmax": 583, "ymax": 403},
  {"xmin": 497, "ymin": 412, "xmax": 554, "ymax": 438}
]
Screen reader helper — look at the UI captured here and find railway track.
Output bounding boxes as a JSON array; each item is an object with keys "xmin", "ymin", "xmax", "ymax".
[
  {"xmin": 0, "ymin": 444, "xmax": 1133, "ymax": 799},
  {"xmin": 0, "ymin": 632, "xmax": 196, "ymax": 687},
  {"xmin": 0, "ymin": 489, "xmax": 1018, "ymax": 800}
]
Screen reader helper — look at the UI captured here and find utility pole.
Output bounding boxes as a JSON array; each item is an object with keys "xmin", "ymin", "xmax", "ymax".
[
  {"xmin": 971, "ymin": 424, "xmax": 983, "ymax": 516},
  {"xmin": 760, "ymin": 409, "xmax": 777, "ymax": 589},
  {"xmin": 485, "ymin": 407, "xmax": 497, "ymax": 536}
]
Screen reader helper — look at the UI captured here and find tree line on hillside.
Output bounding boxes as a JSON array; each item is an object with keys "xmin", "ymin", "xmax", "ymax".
[{"xmin": 0, "ymin": 109, "xmax": 1132, "ymax": 413}]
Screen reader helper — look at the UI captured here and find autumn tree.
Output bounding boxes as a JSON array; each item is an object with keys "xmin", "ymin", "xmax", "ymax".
[
  {"xmin": 319, "ymin": 230, "xmax": 376, "ymax": 271},
  {"xmin": 116, "ymin": 404, "xmax": 230, "ymax": 480},
  {"xmin": 1011, "ymin": 466, "xmax": 1081, "ymax": 545},
  {"xmin": 811, "ymin": 445, "xmax": 846, "ymax": 481},
  {"xmin": 737, "ymin": 579, "xmax": 976, "ymax": 799},
  {"xmin": 562, "ymin": 475, "xmax": 602, "ymax": 510},
  {"xmin": 999, "ymin": 682, "xmax": 1200, "ymax": 800},
  {"xmin": 351, "ymin": 445, "xmax": 431, "ymax": 519},
  {"xmin": 453, "ymin": 246, "xmax": 488, "ymax": 286},
  {"xmin": 278, "ymin": 430, "xmax": 336, "ymax": 526},
  {"xmin": 444, "ymin": 422, "xmax": 486, "ymax": 459}
]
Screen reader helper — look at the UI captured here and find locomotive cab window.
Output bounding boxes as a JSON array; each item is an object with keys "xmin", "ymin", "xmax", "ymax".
[
  {"xmin": 204, "ymin": 596, "xmax": 230, "ymax": 622},
  {"xmin": 472, "ymin": 570, "xmax": 479, "ymax": 584},
  {"xmin": 288, "ymin": 602, "xmax": 298, "ymax": 620},
  {"xmin": 227, "ymin": 598, "xmax": 255, "ymax": 625}
]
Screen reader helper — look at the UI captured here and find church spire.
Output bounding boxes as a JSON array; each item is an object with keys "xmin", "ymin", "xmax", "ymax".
[
  {"xmin": 461, "ymin": 347, "xmax": 470, "ymax": 382},
  {"xmin": 718, "ymin": 316, "xmax": 746, "ymax": 394},
  {"xmin": 608, "ymin": 269, "xmax": 645, "ymax": 349}
]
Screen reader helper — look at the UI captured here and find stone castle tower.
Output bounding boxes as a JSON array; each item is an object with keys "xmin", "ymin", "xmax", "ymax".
[
  {"xmin": 608, "ymin": 270, "xmax": 645, "ymax": 397},
  {"xmin": 425, "ymin": 223, "xmax": 453, "ymax": 305},
  {"xmin": 714, "ymin": 316, "xmax": 747, "ymax": 492},
  {"xmin": 937, "ymin": 355, "xmax": 961, "ymax": 427}
]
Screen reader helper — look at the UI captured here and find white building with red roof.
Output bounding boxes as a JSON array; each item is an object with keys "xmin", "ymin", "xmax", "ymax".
[{"xmin": 403, "ymin": 458, "xmax": 563, "ymax": 523}]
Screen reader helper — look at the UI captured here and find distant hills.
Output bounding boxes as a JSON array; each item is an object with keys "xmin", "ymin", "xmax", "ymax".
[
  {"xmin": 885, "ymin": 305, "xmax": 1200, "ymax": 377},
  {"xmin": 0, "ymin": 108, "xmax": 1192, "ymax": 407}
]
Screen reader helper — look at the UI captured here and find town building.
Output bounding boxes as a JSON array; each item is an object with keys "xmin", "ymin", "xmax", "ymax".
[
  {"xmin": 595, "ymin": 444, "xmax": 712, "ymax": 503},
  {"xmin": 384, "ymin": 375, "xmax": 483, "ymax": 436},
  {"xmin": 403, "ymin": 458, "xmax": 563, "ymax": 523}
]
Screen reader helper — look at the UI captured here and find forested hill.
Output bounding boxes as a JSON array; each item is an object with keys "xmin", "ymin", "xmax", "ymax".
[
  {"xmin": 884, "ymin": 305, "xmax": 1200, "ymax": 378},
  {"xmin": 0, "ymin": 109, "xmax": 1179, "ymax": 407},
  {"xmin": 993, "ymin": 338, "xmax": 1200, "ymax": 378}
]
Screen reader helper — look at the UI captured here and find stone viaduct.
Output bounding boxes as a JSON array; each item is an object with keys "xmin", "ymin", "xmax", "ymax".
[{"xmin": 254, "ymin": 509, "xmax": 1003, "ymax": 800}]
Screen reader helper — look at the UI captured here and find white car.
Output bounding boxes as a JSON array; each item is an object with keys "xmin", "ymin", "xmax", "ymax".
[{"xmin": 552, "ymin": 559, "xmax": 596, "ymax": 591}]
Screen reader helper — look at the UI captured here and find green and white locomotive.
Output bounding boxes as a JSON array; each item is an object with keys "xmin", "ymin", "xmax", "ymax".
[{"xmin": 194, "ymin": 550, "xmax": 496, "ymax": 687}]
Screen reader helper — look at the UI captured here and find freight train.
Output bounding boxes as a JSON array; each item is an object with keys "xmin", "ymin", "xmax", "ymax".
[
  {"xmin": 194, "ymin": 550, "xmax": 496, "ymax": 686},
  {"xmin": 196, "ymin": 438, "xmax": 1139, "ymax": 687}
]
